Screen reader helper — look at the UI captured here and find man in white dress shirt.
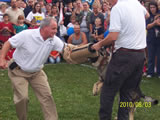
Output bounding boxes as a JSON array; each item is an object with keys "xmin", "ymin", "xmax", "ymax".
[
  {"xmin": 0, "ymin": 17, "xmax": 64, "ymax": 120},
  {"xmin": 92, "ymin": 0, "xmax": 150, "ymax": 119}
]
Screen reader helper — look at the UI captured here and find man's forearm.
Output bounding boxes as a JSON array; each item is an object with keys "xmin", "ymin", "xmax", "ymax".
[
  {"xmin": 99, "ymin": 33, "xmax": 117, "ymax": 48},
  {"xmin": 147, "ymin": 22, "xmax": 156, "ymax": 30}
]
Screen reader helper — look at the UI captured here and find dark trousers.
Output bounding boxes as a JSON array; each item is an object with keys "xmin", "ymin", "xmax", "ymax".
[
  {"xmin": 147, "ymin": 43, "xmax": 160, "ymax": 76},
  {"xmin": 99, "ymin": 50, "xmax": 145, "ymax": 120}
]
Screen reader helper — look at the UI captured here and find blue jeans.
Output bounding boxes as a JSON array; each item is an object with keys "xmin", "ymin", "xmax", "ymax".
[
  {"xmin": 48, "ymin": 56, "xmax": 61, "ymax": 64},
  {"xmin": 147, "ymin": 43, "xmax": 160, "ymax": 76}
]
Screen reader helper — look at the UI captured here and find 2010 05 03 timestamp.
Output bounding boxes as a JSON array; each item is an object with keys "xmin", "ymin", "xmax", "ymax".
[{"xmin": 120, "ymin": 102, "xmax": 151, "ymax": 108}]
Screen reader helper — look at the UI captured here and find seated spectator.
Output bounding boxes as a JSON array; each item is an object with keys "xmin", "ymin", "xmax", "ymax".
[
  {"xmin": 5, "ymin": 0, "xmax": 24, "ymax": 25},
  {"xmin": 0, "ymin": 14, "xmax": 15, "ymax": 61},
  {"xmin": 14, "ymin": 15, "xmax": 28, "ymax": 34},
  {"xmin": 89, "ymin": 2, "xmax": 104, "ymax": 34},
  {"xmin": 26, "ymin": 2, "xmax": 45, "ymax": 26},
  {"xmin": 23, "ymin": 0, "xmax": 34, "ymax": 18},
  {"xmin": 28, "ymin": 18, "xmax": 39, "ymax": 29},
  {"xmin": 63, "ymin": 14, "xmax": 77, "ymax": 42},
  {"xmin": 73, "ymin": 0, "xmax": 83, "ymax": 16},
  {"xmin": 77, "ymin": 1, "xmax": 92, "ymax": 42},
  {"xmin": 50, "ymin": 4, "xmax": 59, "ymax": 22},
  {"xmin": 67, "ymin": 15, "xmax": 77, "ymax": 28},
  {"xmin": 102, "ymin": 1, "xmax": 110, "ymax": 31},
  {"xmin": 48, "ymin": 51, "xmax": 61, "ymax": 64},
  {"xmin": 17, "ymin": 0, "xmax": 27, "ymax": 10},
  {"xmin": 68, "ymin": 24, "xmax": 88, "ymax": 46},
  {"xmin": 38, "ymin": 0, "xmax": 46, "ymax": 14},
  {"xmin": 90, "ymin": 17, "xmax": 104, "ymax": 43},
  {"xmin": 0, "ymin": 14, "xmax": 14, "ymax": 44},
  {"xmin": 64, "ymin": 1, "xmax": 73, "ymax": 27},
  {"xmin": 45, "ymin": 3, "xmax": 52, "ymax": 17},
  {"xmin": 0, "ymin": 3, "xmax": 7, "ymax": 22}
]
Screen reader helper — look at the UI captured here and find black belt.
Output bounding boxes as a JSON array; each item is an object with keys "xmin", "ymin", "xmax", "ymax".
[
  {"xmin": 9, "ymin": 61, "xmax": 37, "ymax": 73},
  {"xmin": 118, "ymin": 48, "xmax": 145, "ymax": 52}
]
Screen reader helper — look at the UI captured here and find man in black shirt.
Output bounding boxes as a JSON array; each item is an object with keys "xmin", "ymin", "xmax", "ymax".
[{"xmin": 23, "ymin": 0, "xmax": 34, "ymax": 18}]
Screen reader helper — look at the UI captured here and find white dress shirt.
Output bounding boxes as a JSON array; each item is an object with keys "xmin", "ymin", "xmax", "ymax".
[
  {"xmin": 109, "ymin": 0, "xmax": 147, "ymax": 51},
  {"xmin": 9, "ymin": 28, "xmax": 64, "ymax": 72}
]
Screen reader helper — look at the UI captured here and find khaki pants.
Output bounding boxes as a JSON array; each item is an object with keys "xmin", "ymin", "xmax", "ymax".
[{"xmin": 8, "ymin": 61, "xmax": 58, "ymax": 120}]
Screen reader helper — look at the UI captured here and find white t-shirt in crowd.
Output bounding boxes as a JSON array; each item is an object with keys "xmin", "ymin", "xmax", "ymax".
[
  {"xmin": 26, "ymin": 12, "xmax": 45, "ymax": 23},
  {"xmin": 67, "ymin": 23, "xmax": 74, "ymax": 28},
  {"xmin": 0, "ymin": 11, "xmax": 4, "ymax": 22},
  {"xmin": 109, "ymin": 0, "xmax": 147, "ymax": 51},
  {"xmin": 9, "ymin": 28, "xmax": 64, "ymax": 72},
  {"xmin": 80, "ymin": 11, "xmax": 89, "ymax": 32}
]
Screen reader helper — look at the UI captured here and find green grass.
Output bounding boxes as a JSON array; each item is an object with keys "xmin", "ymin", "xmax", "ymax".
[{"xmin": 0, "ymin": 63, "xmax": 160, "ymax": 120}]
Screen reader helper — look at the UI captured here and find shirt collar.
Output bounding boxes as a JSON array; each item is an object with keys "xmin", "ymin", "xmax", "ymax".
[
  {"xmin": 34, "ymin": 28, "xmax": 41, "ymax": 37},
  {"xmin": 34, "ymin": 28, "xmax": 44, "ymax": 41}
]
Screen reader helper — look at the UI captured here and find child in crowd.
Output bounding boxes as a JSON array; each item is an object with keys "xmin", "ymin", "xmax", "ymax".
[
  {"xmin": 90, "ymin": 17, "xmax": 104, "ymax": 43},
  {"xmin": 48, "ymin": 51, "xmax": 61, "ymax": 64},
  {"xmin": 14, "ymin": 15, "xmax": 28, "ymax": 34},
  {"xmin": 63, "ymin": 15, "xmax": 78, "ymax": 42},
  {"xmin": 90, "ymin": 17, "xmax": 105, "ymax": 67},
  {"xmin": 67, "ymin": 15, "xmax": 77, "ymax": 28},
  {"xmin": 0, "ymin": 14, "xmax": 14, "ymax": 44},
  {"xmin": 0, "ymin": 14, "xmax": 15, "ymax": 61},
  {"xmin": 28, "ymin": 18, "xmax": 39, "ymax": 29}
]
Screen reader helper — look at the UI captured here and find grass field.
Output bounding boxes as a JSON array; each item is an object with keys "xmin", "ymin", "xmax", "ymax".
[{"xmin": 0, "ymin": 63, "xmax": 160, "ymax": 120}]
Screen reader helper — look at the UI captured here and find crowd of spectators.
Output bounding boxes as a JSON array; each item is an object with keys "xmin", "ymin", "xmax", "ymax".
[{"xmin": 0, "ymin": 0, "xmax": 160, "ymax": 77}]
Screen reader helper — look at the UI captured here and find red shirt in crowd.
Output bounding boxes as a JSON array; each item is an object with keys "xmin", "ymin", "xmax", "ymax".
[
  {"xmin": 50, "ymin": 51, "xmax": 60, "ymax": 59},
  {"xmin": 0, "ymin": 22, "xmax": 14, "ymax": 43}
]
